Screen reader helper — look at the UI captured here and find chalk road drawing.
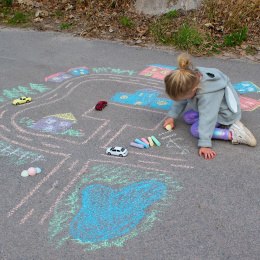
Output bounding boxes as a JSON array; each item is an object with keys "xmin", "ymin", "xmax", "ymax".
[
  {"xmin": 110, "ymin": 89, "xmax": 173, "ymax": 110},
  {"xmin": 49, "ymin": 164, "xmax": 182, "ymax": 251},
  {"xmin": 0, "ymin": 140, "xmax": 46, "ymax": 165},
  {"xmin": 20, "ymin": 117, "xmax": 85, "ymax": 137},
  {"xmin": 0, "ymin": 84, "xmax": 51, "ymax": 103}
]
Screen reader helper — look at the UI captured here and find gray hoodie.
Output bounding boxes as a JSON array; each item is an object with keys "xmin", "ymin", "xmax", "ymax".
[{"xmin": 167, "ymin": 67, "xmax": 241, "ymax": 147}]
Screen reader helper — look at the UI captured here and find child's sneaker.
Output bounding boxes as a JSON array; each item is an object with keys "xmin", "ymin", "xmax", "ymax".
[{"xmin": 229, "ymin": 120, "xmax": 257, "ymax": 146}]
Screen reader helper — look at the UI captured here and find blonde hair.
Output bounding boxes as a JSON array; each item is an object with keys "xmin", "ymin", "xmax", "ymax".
[{"xmin": 164, "ymin": 53, "xmax": 199, "ymax": 100}]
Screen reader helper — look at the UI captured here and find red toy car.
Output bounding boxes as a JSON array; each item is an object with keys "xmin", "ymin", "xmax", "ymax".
[{"xmin": 95, "ymin": 101, "xmax": 107, "ymax": 110}]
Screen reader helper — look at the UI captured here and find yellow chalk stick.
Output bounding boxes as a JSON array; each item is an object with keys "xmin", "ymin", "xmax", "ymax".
[{"xmin": 147, "ymin": 137, "xmax": 154, "ymax": 147}]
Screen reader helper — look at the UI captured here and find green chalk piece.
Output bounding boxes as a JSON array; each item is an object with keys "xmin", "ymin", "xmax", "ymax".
[{"xmin": 151, "ymin": 136, "xmax": 161, "ymax": 146}]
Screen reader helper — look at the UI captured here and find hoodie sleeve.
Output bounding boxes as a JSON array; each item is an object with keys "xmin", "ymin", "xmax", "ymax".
[
  {"xmin": 197, "ymin": 90, "xmax": 225, "ymax": 147},
  {"xmin": 168, "ymin": 100, "xmax": 188, "ymax": 118}
]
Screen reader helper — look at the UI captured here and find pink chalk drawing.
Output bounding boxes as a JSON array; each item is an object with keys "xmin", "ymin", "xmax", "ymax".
[
  {"xmin": 239, "ymin": 96, "xmax": 260, "ymax": 111},
  {"xmin": 139, "ymin": 64, "xmax": 177, "ymax": 80}
]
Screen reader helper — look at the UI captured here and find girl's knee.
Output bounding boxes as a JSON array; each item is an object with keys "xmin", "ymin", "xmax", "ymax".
[
  {"xmin": 190, "ymin": 122, "xmax": 199, "ymax": 138},
  {"xmin": 183, "ymin": 109, "xmax": 199, "ymax": 125}
]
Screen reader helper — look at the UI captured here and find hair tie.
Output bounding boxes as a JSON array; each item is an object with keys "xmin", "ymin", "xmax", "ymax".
[{"xmin": 179, "ymin": 68, "xmax": 185, "ymax": 71}]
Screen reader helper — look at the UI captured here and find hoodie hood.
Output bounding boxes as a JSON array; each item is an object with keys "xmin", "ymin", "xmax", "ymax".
[
  {"xmin": 195, "ymin": 67, "xmax": 238, "ymax": 113},
  {"xmin": 196, "ymin": 67, "xmax": 228, "ymax": 94}
]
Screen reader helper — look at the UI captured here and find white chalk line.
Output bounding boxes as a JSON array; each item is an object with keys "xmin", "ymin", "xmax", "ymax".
[
  {"xmin": 68, "ymin": 159, "xmax": 79, "ymax": 171},
  {"xmin": 99, "ymin": 129, "xmax": 111, "ymax": 140},
  {"xmin": 46, "ymin": 180, "xmax": 59, "ymax": 194},
  {"xmin": 0, "ymin": 125, "xmax": 11, "ymax": 132},
  {"xmin": 0, "ymin": 109, "xmax": 6, "ymax": 118},
  {"xmin": 16, "ymin": 135, "xmax": 32, "ymax": 141},
  {"xmin": 19, "ymin": 208, "xmax": 34, "ymax": 225},
  {"xmin": 41, "ymin": 142, "xmax": 60, "ymax": 149},
  {"xmin": 171, "ymin": 164, "xmax": 194, "ymax": 169}
]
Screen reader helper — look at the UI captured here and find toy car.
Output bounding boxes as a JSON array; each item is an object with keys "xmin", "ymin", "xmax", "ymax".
[
  {"xmin": 13, "ymin": 96, "xmax": 32, "ymax": 105},
  {"xmin": 95, "ymin": 101, "xmax": 107, "ymax": 110},
  {"xmin": 106, "ymin": 147, "xmax": 128, "ymax": 157}
]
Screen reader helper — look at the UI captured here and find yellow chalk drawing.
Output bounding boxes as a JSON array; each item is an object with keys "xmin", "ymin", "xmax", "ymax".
[{"xmin": 44, "ymin": 113, "xmax": 77, "ymax": 122}]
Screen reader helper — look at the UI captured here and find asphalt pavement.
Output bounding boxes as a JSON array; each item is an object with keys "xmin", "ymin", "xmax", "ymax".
[{"xmin": 0, "ymin": 27, "xmax": 259, "ymax": 260}]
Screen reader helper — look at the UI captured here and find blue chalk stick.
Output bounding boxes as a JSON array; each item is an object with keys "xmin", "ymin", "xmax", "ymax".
[
  {"xmin": 130, "ymin": 142, "xmax": 144, "ymax": 149},
  {"xmin": 135, "ymin": 139, "xmax": 149, "ymax": 148}
]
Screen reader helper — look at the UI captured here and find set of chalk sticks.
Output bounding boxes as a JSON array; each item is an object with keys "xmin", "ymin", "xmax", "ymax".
[{"xmin": 130, "ymin": 136, "xmax": 161, "ymax": 149}]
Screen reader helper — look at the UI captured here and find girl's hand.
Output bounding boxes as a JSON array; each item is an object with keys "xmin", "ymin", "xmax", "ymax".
[
  {"xmin": 163, "ymin": 117, "xmax": 175, "ymax": 130},
  {"xmin": 199, "ymin": 147, "xmax": 217, "ymax": 160}
]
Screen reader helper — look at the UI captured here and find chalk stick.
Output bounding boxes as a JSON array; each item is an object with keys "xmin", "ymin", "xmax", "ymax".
[
  {"xmin": 135, "ymin": 139, "xmax": 149, "ymax": 148},
  {"xmin": 165, "ymin": 124, "xmax": 172, "ymax": 131},
  {"xmin": 147, "ymin": 137, "xmax": 154, "ymax": 147},
  {"xmin": 141, "ymin": 138, "xmax": 150, "ymax": 146},
  {"xmin": 130, "ymin": 142, "xmax": 144, "ymax": 149},
  {"xmin": 151, "ymin": 136, "xmax": 161, "ymax": 146}
]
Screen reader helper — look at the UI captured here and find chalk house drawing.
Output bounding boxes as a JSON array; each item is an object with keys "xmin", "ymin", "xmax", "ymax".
[
  {"xmin": 110, "ymin": 89, "xmax": 173, "ymax": 110},
  {"xmin": 49, "ymin": 164, "xmax": 182, "ymax": 251}
]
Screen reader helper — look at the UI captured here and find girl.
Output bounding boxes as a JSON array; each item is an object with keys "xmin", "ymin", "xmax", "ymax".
[{"xmin": 163, "ymin": 53, "xmax": 257, "ymax": 160}]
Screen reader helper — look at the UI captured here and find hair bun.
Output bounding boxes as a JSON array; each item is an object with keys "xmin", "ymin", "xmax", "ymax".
[{"xmin": 177, "ymin": 53, "xmax": 192, "ymax": 70}]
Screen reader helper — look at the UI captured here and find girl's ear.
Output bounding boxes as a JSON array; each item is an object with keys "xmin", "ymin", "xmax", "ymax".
[{"xmin": 192, "ymin": 87, "xmax": 197, "ymax": 93}]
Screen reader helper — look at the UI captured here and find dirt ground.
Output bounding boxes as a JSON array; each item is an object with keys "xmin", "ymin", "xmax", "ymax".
[{"xmin": 2, "ymin": 0, "xmax": 260, "ymax": 63}]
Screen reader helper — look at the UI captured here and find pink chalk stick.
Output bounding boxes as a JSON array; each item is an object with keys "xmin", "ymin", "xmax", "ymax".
[
  {"xmin": 130, "ymin": 142, "xmax": 144, "ymax": 149},
  {"xmin": 141, "ymin": 138, "xmax": 150, "ymax": 146}
]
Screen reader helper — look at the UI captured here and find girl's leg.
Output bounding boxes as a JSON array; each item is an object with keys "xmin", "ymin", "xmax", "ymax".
[
  {"xmin": 190, "ymin": 121, "xmax": 230, "ymax": 140},
  {"xmin": 183, "ymin": 109, "xmax": 199, "ymax": 125}
]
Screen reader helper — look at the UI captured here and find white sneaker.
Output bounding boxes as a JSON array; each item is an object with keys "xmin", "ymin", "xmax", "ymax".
[{"xmin": 229, "ymin": 120, "xmax": 257, "ymax": 146}]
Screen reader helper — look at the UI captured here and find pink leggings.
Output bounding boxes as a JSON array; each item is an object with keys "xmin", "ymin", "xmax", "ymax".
[{"xmin": 183, "ymin": 109, "xmax": 230, "ymax": 140}]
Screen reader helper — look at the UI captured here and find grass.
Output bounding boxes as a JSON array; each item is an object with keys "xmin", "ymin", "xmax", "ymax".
[
  {"xmin": 224, "ymin": 26, "xmax": 248, "ymax": 47},
  {"xmin": 173, "ymin": 22, "xmax": 203, "ymax": 50},
  {"xmin": 149, "ymin": 0, "xmax": 259, "ymax": 55},
  {"xmin": 60, "ymin": 23, "xmax": 70, "ymax": 30},
  {"xmin": 119, "ymin": 16, "xmax": 135, "ymax": 28}
]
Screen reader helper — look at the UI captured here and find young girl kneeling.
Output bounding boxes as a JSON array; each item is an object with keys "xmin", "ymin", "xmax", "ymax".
[{"xmin": 163, "ymin": 53, "xmax": 257, "ymax": 160}]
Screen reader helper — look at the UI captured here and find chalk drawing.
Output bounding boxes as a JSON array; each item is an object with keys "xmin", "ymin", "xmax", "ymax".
[
  {"xmin": 19, "ymin": 209, "xmax": 34, "ymax": 225},
  {"xmin": 159, "ymin": 131, "xmax": 190, "ymax": 154},
  {"xmin": 92, "ymin": 67, "xmax": 135, "ymax": 76},
  {"xmin": 110, "ymin": 89, "xmax": 173, "ymax": 110},
  {"xmin": 0, "ymin": 140, "xmax": 46, "ymax": 165},
  {"xmin": 139, "ymin": 64, "xmax": 177, "ymax": 80},
  {"xmin": 233, "ymin": 81, "xmax": 260, "ymax": 93},
  {"xmin": 68, "ymin": 67, "xmax": 89, "ymax": 76},
  {"xmin": 70, "ymin": 180, "xmax": 167, "ymax": 242},
  {"xmin": 20, "ymin": 116, "xmax": 84, "ymax": 137},
  {"xmin": 48, "ymin": 163, "xmax": 182, "ymax": 250},
  {"xmin": 239, "ymin": 96, "xmax": 260, "ymax": 111},
  {"xmin": 31, "ymin": 115, "xmax": 75, "ymax": 133},
  {"xmin": 45, "ymin": 72, "xmax": 73, "ymax": 82},
  {"xmin": 46, "ymin": 181, "xmax": 59, "ymax": 194},
  {"xmin": 0, "ymin": 84, "xmax": 51, "ymax": 103}
]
